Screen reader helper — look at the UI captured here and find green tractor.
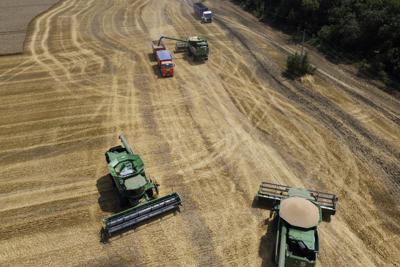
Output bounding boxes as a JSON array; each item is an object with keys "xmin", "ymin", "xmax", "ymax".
[
  {"xmin": 100, "ymin": 133, "xmax": 181, "ymax": 242},
  {"xmin": 256, "ymin": 182, "xmax": 338, "ymax": 267},
  {"xmin": 156, "ymin": 36, "xmax": 209, "ymax": 61}
]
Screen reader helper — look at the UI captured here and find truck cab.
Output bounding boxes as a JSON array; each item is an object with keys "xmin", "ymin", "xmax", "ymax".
[
  {"xmin": 201, "ymin": 10, "xmax": 213, "ymax": 23},
  {"xmin": 160, "ymin": 60, "xmax": 174, "ymax": 77},
  {"xmin": 193, "ymin": 2, "xmax": 213, "ymax": 23}
]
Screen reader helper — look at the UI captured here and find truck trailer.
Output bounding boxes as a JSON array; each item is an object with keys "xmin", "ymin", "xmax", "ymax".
[
  {"xmin": 151, "ymin": 40, "xmax": 166, "ymax": 55},
  {"xmin": 193, "ymin": 2, "xmax": 213, "ymax": 23}
]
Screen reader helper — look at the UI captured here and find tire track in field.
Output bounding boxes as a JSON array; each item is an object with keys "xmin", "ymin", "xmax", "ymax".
[{"xmin": 181, "ymin": 1, "xmax": 400, "ymax": 265}]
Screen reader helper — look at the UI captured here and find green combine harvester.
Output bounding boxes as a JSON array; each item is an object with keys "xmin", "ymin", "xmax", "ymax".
[
  {"xmin": 256, "ymin": 182, "xmax": 338, "ymax": 267},
  {"xmin": 157, "ymin": 35, "xmax": 209, "ymax": 61},
  {"xmin": 100, "ymin": 133, "xmax": 182, "ymax": 242}
]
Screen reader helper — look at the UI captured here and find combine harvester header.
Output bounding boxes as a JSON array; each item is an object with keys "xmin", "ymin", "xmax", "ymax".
[
  {"xmin": 257, "ymin": 182, "xmax": 337, "ymax": 216},
  {"xmin": 103, "ymin": 192, "xmax": 181, "ymax": 236}
]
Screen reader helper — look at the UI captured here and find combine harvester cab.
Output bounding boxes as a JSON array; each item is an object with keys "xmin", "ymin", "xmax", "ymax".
[
  {"xmin": 256, "ymin": 182, "xmax": 338, "ymax": 267},
  {"xmin": 193, "ymin": 2, "xmax": 213, "ymax": 23},
  {"xmin": 187, "ymin": 36, "xmax": 209, "ymax": 61},
  {"xmin": 101, "ymin": 134, "xmax": 182, "ymax": 242}
]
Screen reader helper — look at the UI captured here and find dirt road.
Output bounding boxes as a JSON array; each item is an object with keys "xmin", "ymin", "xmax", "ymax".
[{"xmin": 0, "ymin": 0, "xmax": 399, "ymax": 266}]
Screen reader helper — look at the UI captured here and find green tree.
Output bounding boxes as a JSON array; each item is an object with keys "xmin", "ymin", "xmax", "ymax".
[
  {"xmin": 235, "ymin": 0, "xmax": 400, "ymax": 87},
  {"xmin": 286, "ymin": 52, "xmax": 316, "ymax": 77}
]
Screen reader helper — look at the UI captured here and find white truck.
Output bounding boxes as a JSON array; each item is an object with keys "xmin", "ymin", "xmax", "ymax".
[{"xmin": 193, "ymin": 2, "xmax": 213, "ymax": 23}]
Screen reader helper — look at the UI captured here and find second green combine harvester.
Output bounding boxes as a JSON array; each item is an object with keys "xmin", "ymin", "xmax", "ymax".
[
  {"xmin": 256, "ymin": 182, "xmax": 338, "ymax": 267},
  {"xmin": 101, "ymin": 134, "xmax": 181, "ymax": 242},
  {"xmin": 156, "ymin": 36, "xmax": 209, "ymax": 61}
]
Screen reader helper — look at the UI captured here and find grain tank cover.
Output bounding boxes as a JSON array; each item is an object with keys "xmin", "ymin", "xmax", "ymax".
[
  {"xmin": 124, "ymin": 174, "xmax": 147, "ymax": 190},
  {"xmin": 279, "ymin": 197, "xmax": 320, "ymax": 228}
]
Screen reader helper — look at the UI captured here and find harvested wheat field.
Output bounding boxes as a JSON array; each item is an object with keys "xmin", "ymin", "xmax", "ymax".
[{"xmin": 0, "ymin": 0, "xmax": 399, "ymax": 266}]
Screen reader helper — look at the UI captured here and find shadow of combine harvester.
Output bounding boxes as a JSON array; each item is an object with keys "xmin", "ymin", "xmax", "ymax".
[{"xmin": 97, "ymin": 174, "xmax": 123, "ymax": 214}]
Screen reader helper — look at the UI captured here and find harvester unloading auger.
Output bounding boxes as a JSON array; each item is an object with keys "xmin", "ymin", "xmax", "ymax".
[
  {"xmin": 100, "ymin": 134, "xmax": 182, "ymax": 242},
  {"xmin": 256, "ymin": 182, "xmax": 338, "ymax": 267}
]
